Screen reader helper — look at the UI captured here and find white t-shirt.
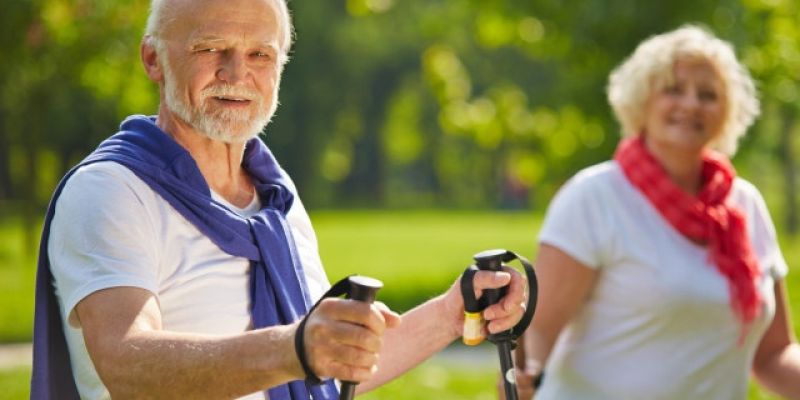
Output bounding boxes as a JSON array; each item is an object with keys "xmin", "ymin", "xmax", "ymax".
[
  {"xmin": 536, "ymin": 161, "xmax": 788, "ymax": 400},
  {"xmin": 48, "ymin": 161, "xmax": 330, "ymax": 400}
]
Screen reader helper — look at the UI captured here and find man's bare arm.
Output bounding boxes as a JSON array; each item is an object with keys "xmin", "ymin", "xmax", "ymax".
[{"xmin": 77, "ymin": 286, "xmax": 393, "ymax": 399}]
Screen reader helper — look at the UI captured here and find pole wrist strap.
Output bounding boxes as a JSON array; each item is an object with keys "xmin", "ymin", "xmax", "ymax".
[{"xmin": 294, "ymin": 276, "xmax": 355, "ymax": 386}]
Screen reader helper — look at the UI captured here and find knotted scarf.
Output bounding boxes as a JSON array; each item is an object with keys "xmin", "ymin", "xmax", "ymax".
[
  {"xmin": 614, "ymin": 136, "xmax": 762, "ymax": 326},
  {"xmin": 31, "ymin": 115, "xmax": 338, "ymax": 400}
]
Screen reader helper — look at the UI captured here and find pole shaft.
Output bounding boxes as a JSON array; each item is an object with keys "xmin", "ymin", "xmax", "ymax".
[
  {"xmin": 497, "ymin": 341, "xmax": 518, "ymax": 400},
  {"xmin": 339, "ymin": 383, "xmax": 356, "ymax": 400}
]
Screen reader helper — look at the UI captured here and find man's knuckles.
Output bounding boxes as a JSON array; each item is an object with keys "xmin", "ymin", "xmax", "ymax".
[
  {"xmin": 315, "ymin": 346, "xmax": 380, "ymax": 382},
  {"xmin": 316, "ymin": 298, "xmax": 383, "ymax": 327},
  {"xmin": 327, "ymin": 360, "xmax": 375, "ymax": 383}
]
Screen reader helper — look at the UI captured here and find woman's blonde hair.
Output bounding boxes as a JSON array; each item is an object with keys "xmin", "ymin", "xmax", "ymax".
[{"xmin": 607, "ymin": 25, "xmax": 759, "ymax": 156}]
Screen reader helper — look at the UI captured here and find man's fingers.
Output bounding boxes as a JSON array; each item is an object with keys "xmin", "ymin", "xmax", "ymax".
[
  {"xmin": 302, "ymin": 298, "xmax": 400, "ymax": 381},
  {"xmin": 480, "ymin": 266, "xmax": 527, "ymax": 321},
  {"xmin": 315, "ymin": 298, "xmax": 389, "ymax": 336},
  {"xmin": 374, "ymin": 301, "xmax": 402, "ymax": 328},
  {"xmin": 308, "ymin": 301, "xmax": 384, "ymax": 352},
  {"xmin": 471, "ymin": 270, "xmax": 512, "ymax": 293},
  {"xmin": 485, "ymin": 307, "xmax": 526, "ymax": 333},
  {"xmin": 326, "ymin": 358, "xmax": 377, "ymax": 383}
]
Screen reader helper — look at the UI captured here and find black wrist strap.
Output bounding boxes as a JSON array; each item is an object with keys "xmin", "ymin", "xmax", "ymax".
[
  {"xmin": 294, "ymin": 314, "xmax": 322, "ymax": 385},
  {"xmin": 293, "ymin": 276, "xmax": 355, "ymax": 386},
  {"xmin": 533, "ymin": 371, "xmax": 544, "ymax": 389}
]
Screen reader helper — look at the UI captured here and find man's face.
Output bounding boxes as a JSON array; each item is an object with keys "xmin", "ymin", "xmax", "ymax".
[{"xmin": 157, "ymin": 0, "xmax": 285, "ymax": 143}]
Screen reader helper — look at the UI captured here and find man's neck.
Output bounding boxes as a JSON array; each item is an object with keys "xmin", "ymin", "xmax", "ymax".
[{"xmin": 156, "ymin": 107, "xmax": 255, "ymax": 208}]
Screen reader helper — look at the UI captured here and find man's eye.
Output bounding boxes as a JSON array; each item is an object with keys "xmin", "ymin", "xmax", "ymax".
[{"xmin": 254, "ymin": 51, "xmax": 270, "ymax": 59}]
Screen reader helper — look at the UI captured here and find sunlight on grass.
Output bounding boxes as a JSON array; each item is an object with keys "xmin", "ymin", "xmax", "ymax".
[
  {"xmin": 313, "ymin": 210, "xmax": 539, "ymax": 312},
  {"xmin": 0, "ymin": 367, "xmax": 30, "ymax": 400},
  {"xmin": 0, "ymin": 217, "xmax": 37, "ymax": 343}
]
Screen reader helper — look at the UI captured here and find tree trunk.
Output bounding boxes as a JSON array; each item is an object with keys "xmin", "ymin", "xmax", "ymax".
[
  {"xmin": 0, "ymin": 113, "xmax": 13, "ymax": 200},
  {"xmin": 21, "ymin": 88, "xmax": 45, "ymax": 258},
  {"xmin": 779, "ymin": 107, "xmax": 797, "ymax": 234}
]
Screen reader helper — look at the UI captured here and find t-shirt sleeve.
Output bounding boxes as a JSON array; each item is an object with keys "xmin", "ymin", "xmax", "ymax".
[
  {"xmin": 743, "ymin": 183, "xmax": 788, "ymax": 280},
  {"xmin": 538, "ymin": 172, "xmax": 611, "ymax": 269},
  {"xmin": 282, "ymin": 168, "xmax": 331, "ymax": 302},
  {"xmin": 48, "ymin": 162, "xmax": 161, "ymax": 328}
]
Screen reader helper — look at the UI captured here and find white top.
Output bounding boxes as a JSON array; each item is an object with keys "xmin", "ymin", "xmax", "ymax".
[
  {"xmin": 536, "ymin": 161, "xmax": 788, "ymax": 400},
  {"xmin": 48, "ymin": 161, "xmax": 330, "ymax": 400}
]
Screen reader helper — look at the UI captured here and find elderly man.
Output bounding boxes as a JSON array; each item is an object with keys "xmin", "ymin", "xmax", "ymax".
[{"xmin": 31, "ymin": 0, "xmax": 527, "ymax": 399}]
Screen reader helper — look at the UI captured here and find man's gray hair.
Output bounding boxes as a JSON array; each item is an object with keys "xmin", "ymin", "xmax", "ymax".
[{"xmin": 144, "ymin": 0, "xmax": 294, "ymax": 55}]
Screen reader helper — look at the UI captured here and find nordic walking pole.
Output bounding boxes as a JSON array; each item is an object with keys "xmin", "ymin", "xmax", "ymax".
[
  {"xmin": 461, "ymin": 250, "xmax": 538, "ymax": 400},
  {"xmin": 339, "ymin": 276, "xmax": 383, "ymax": 400}
]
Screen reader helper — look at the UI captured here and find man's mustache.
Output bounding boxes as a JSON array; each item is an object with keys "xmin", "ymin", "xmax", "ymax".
[{"xmin": 202, "ymin": 85, "xmax": 261, "ymax": 102}]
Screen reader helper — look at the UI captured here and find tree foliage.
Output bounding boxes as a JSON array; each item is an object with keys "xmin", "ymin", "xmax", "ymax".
[{"xmin": 1, "ymin": 0, "xmax": 799, "ymax": 230}]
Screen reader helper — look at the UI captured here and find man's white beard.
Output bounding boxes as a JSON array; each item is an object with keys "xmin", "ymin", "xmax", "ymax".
[{"xmin": 161, "ymin": 58, "xmax": 275, "ymax": 143}]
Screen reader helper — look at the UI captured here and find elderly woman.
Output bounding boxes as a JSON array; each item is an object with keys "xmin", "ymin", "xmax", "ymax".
[{"xmin": 511, "ymin": 26, "xmax": 800, "ymax": 399}]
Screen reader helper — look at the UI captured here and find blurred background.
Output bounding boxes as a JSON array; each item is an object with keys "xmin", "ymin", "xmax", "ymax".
[{"xmin": 1, "ymin": 0, "xmax": 799, "ymax": 398}]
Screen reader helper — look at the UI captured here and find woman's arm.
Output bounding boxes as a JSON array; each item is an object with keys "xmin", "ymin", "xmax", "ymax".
[
  {"xmin": 752, "ymin": 281, "xmax": 800, "ymax": 399},
  {"xmin": 513, "ymin": 243, "xmax": 598, "ymax": 398}
]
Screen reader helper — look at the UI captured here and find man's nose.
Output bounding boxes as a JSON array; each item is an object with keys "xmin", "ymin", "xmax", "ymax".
[{"xmin": 216, "ymin": 53, "xmax": 248, "ymax": 84}]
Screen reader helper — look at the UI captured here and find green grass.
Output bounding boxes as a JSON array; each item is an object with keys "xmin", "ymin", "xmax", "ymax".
[
  {"xmin": 0, "ymin": 216, "xmax": 37, "ymax": 343},
  {"xmin": 1, "ymin": 359, "xmax": 500, "ymax": 400},
  {"xmin": 314, "ymin": 210, "xmax": 539, "ymax": 312},
  {"xmin": 0, "ymin": 368, "xmax": 30, "ymax": 400},
  {"xmin": 360, "ymin": 357, "xmax": 498, "ymax": 400}
]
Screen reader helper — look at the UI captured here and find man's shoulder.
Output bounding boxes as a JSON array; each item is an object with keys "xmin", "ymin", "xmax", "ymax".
[{"xmin": 59, "ymin": 161, "xmax": 159, "ymax": 211}]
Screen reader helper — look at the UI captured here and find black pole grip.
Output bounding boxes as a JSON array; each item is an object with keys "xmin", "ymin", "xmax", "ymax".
[{"xmin": 339, "ymin": 276, "xmax": 383, "ymax": 400}]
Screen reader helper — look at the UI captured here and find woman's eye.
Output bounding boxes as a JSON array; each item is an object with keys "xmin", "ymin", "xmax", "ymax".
[{"xmin": 699, "ymin": 90, "xmax": 718, "ymax": 101}]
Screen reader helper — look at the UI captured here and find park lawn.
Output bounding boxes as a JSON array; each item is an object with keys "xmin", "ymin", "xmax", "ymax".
[
  {"xmin": 0, "ymin": 217, "xmax": 37, "ymax": 343},
  {"xmin": 0, "ymin": 358, "xmax": 500, "ymax": 400},
  {"xmin": 313, "ymin": 210, "xmax": 540, "ymax": 312},
  {"xmin": 0, "ymin": 368, "xmax": 30, "ymax": 400}
]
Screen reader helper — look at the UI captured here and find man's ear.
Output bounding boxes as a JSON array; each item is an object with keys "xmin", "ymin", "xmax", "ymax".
[{"xmin": 141, "ymin": 36, "xmax": 164, "ymax": 82}]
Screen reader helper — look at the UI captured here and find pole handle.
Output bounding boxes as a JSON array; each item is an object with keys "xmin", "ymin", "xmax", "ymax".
[{"xmin": 339, "ymin": 276, "xmax": 383, "ymax": 400}]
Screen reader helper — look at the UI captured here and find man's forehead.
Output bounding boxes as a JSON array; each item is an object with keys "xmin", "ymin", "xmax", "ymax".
[{"xmin": 161, "ymin": 0, "xmax": 284, "ymax": 42}]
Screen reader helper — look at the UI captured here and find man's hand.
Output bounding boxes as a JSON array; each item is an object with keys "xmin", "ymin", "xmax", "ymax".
[
  {"xmin": 443, "ymin": 266, "xmax": 528, "ymax": 339},
  {"xmin": 299, "ymin": 298, "xmax": 401, "ymax": 382}
]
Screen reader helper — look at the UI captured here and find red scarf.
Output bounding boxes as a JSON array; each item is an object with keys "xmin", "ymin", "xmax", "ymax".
[{"xmin": 614, "ymin": 136, "xmax": 762, "ymax": 326}]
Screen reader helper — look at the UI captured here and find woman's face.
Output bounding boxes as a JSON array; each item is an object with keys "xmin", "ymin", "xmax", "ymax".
[{"xmin": 643, "ymin": 58, "xmax": 727, "ymax": 154}]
